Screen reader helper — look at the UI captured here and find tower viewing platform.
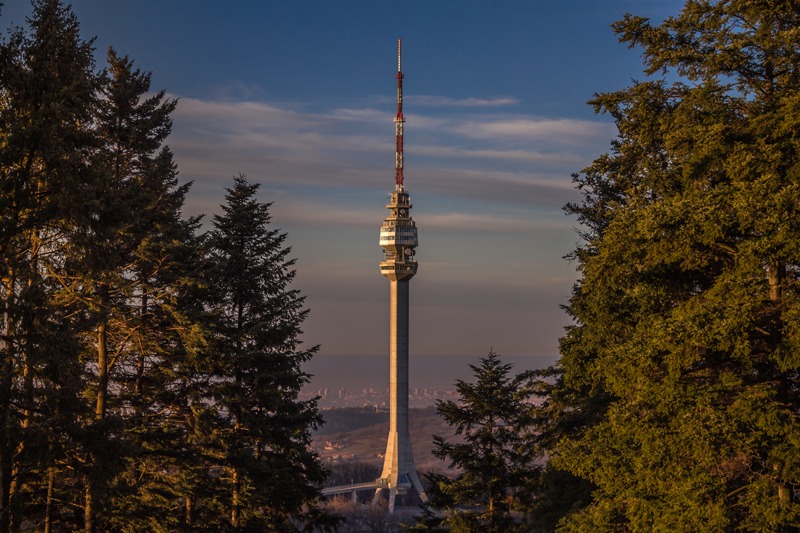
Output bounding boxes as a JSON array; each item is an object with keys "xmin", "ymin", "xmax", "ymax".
[{"xmin": 379, "ymin": 189, "xmax": 418, "ymax": 281}]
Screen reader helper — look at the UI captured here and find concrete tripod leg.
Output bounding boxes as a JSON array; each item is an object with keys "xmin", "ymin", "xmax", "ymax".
[
  {"xmin": 373, "ymin": 486, "xmax": 399, "ymax": 511},
  {"xmin": 409, "ymin": 470, "xmax": 428, "ymax": 503}
]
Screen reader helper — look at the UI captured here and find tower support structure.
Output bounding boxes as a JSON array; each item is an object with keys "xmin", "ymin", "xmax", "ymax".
[{"xmin": 373, "ymin": 39, "xmax": 426, "ymax": 513}]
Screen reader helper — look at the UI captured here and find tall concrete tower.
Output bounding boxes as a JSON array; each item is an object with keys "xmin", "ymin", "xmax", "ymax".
[{"xmin": 374, "ymin": 39, "xmax": 427, "ymax": 513}]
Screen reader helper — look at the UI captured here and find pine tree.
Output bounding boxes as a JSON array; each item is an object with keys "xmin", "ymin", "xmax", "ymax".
[
  {"xmin": 425, "ymin": 350, "xmax": 537, "ymax": 533},
  {"xmin": 1, "ymin": 2, "xmax": 340, "ymax": 530},
  {"xmin": 0, "ymin": 1, "xmax": 98, "ymax": 529},
  {"xmin": 0, "ymin": 4, "xmax": 202, "ymax": 525},
  {"xmin": 554, "ymin": 1, "xmax": 800, "ymax": 530},
  {"xmin": 204, "ymin": 175, "xmax": 332, "ymax": 531},
  {"xmin": 81, "ymin": 48, "xmax": 202, "ymax": 531}
]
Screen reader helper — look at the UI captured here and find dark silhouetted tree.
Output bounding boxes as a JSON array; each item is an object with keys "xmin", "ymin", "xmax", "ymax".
[
  {"xmin": 0, "ymin": 0, "xmax": 98, "ymax": 530},
  {"xmin": 204, "ymin": 175, "xmax": 334, "ymax": 531},
  {"xmin": 423, "ymin": 350, "xmax": 537, "ymax": 533},
  {"xmin": 0, "ymin": 3, "xmax": 337, "ymax": 530},
  {"xmin": 85, "ymin": 48, "xmax": 207, "ymax": 532}
]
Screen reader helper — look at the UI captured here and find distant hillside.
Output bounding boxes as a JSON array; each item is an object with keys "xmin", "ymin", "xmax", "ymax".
[
  {"xmin": 315, "ymin": 407, "xmax": 390, "ymax": 436},
  {"xmin": 313, "ymin": 406, "xmax": 461, "ymax": 471}
]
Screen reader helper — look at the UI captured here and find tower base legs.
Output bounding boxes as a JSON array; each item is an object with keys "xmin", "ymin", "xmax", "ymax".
[{"xmin": 372, "ymin": 469, "xmax": 428, "ymax": 513}]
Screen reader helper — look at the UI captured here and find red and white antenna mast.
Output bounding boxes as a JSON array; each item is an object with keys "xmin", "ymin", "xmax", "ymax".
[{"xmin": 394, "ymin": 38, "xmax": 405, "ymax": 189}]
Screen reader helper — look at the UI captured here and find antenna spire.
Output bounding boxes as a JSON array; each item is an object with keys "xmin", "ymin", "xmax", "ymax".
[{"xmin": 394, "ymin": 38, "xmax": 405, "ymax": 188}]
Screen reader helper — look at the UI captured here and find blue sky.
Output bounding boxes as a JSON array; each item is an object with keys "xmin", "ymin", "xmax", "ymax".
[{"xmin": 2, "ymin": 1, "xmax": 683, "ymax": 364}]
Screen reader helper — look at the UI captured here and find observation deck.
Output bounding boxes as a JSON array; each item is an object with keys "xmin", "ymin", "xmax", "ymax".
[{"xmin": 379, "ymin": 188, "xmax": 418, "ymax": 282}]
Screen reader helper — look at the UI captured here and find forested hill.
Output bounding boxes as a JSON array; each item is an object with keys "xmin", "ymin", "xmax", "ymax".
[
  {"xmin": 312, "ymin": 407, "xmax": 459, "ymax": 471},
  {"xmin": 314, "ymin": 407, "xmax": 395, "ymax": 436}
]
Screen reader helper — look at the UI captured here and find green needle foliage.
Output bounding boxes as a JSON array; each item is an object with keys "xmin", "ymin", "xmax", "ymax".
[
  {"xmin": 0, "ymin": 0, "xmax": 99, "ymax": 530},
  {"xmin": 0, "ymin": 2, "xmax": 333, "ymax": 531},
  {"xmin": 553, "ymin": 1, "xmax": 800, "ymax": 530},
  {"xmin": 422, "ymin": 350, "xmax": 538, "ymax": 533},
  {"xmin": 204, "ymin": 175, "xmax": 334, "ymax": 531}
]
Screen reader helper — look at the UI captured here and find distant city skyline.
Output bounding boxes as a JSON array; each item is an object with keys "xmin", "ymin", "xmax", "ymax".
[
  {"xmin": 303, "ymin": 354, "xmax": 555, "ymax": 395},
  {"xmin": 2, "ymin": 1, "xmax": 683, "ymax": 360}
]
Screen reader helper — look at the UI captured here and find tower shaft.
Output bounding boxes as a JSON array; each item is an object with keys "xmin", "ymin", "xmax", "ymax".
[
  {"xmin": 379, "ymin": 280, "xmax": 417, "ymax": 497},
  {"xmin": 389, "ymin": 280, "xmax": 409, "ymax": 443}
]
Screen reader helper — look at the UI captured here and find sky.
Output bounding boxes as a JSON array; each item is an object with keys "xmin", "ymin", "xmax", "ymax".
[{"xmin": 2, "ymin": 1, "xmax": 684, "ymax": 368}]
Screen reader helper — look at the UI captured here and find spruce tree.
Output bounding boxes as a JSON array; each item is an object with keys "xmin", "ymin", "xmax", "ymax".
[
  {"xmin": 554, "ymin": 1, "xmax": 800, "ymax": 530},
  {"xmin": 0, "ymin": 2, "xmax": 338, "ymax": 530},
  {"xmin": 425, "ymin": 350, "xmax": 537, "ymax": 533},
  {"xmin": 204, "ymin": 175, "xmax": 331, "ymax": 531},
  {"xmin": 0, "ymin": 1, "xmax": 98, "ymax": 529},
  {"xmin": 0, "ymin": 4, "xmax": 201, "ymax": 525},
  {"xmin": 84, "ymin": 48, "xmax": 201, "ymax": 531}
]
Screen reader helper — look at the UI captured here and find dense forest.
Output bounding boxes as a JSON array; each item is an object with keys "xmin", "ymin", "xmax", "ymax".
[
  {"xmin": 0, "ymin": 1, "xmax": 335, "ymax": 531},
  {"xmin": 550, "ymin": 1, "xmax": 800, "ymax": 530},
  {"xmin": 4, "ymin": 0, "xmax": 800, "ymax": 532},
  {"xmin": 414, "ymin": 1, "xmax": 800, "ymax": 532}
]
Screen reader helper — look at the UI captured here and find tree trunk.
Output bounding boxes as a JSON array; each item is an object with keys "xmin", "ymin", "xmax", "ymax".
[
  {"xmin": 8, "ymin": 347, "xmax": 32, "ymax": 530},
  {"xmin": 84, "ymin": 479, "xmax": 93, "ymax": 533},
  {"xmin": 185, "ymin": 493, "xmax": 193, "ymax": 528},
  {"xmin": 135, "ymin": 284, "xmax": 147, "ymax": 396},
  {"xmin": 768, "ymin": 262, "xmax": 792, "ymax": 510},
  {"xmin": 0, "ymin": 274, "xmax": 14, "ymax": 533},
  {"xmin": 44, "ymin": 467, "xmax": 54, "ymax": 533},
  {"xmin": 231, "ymin": 403, "xmax": 242, "ymax": 528},
  {"xmin": 9, "ymin": 252, "xmax": 39, "ymax": 532},
  {"xmin": 768, "ymin": 262, "xmax": 784, "ymax": 307},
  {"xmin": 96, "ymin": 285, "xmax": 109, "ymax": 421},
  {"xmin": 86, "ymin": 284, "xmax": 109, "ymax": 533},
  {"xmin": 231, "ymin": 467, "xmax": 240, "ymax": 528},
  {"xmin": 230, "ymin": 301, "xmax": 244, "ymax": 527}
]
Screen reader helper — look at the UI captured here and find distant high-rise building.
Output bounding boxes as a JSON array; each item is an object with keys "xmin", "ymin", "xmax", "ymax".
[{"xmin": 373, "ymin": 39, "xmax": 427, "ymax": 513}]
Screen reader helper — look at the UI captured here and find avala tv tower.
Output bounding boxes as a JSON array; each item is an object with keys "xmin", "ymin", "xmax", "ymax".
[{"xmin": 374, "ymin": 39, "xmax": 427, "ymax": 512}]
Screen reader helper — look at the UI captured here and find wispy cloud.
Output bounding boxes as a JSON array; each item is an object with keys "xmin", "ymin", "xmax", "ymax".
[
  {"xmin": 270, "ymin": 196, "xmax": 570, "ymax": 235},
  {"xmin": 414, "ymin": 144, "xmax": 585, "ymax": 166},
  {"xmin": 412, "ymin": 95, "xmax": 521, "ymax": 107},
  {"xmin": 327, "ymin": 107, "xmax": 387, "ymax": 122},
  {"xmin": 170, "ymin": 95, "xmax": 606, "ymax": 216},
  {"xmin": 412, "ymin": 168, "xmax": 579, "ymax": 209},
  {"xmin": 271, "ymin": 200, "xmax": 376, "ymax": 229},
  {"xmin": 421, "ymin": 212, "xmax": 572, "ymax": 233},
  {"xmin": 455, "ymin": 117, "xmax": 615, "ymax": 144}
]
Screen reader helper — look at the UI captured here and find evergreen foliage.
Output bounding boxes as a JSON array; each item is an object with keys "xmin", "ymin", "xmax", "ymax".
[
  {"xmin": 552, "ymin": 1, "xmax": 800, "ymax": 530},
  {"xmin": 0, "ymin": 2, "xmax": 332, "ymax": 531},
  {"xmin": 203, "ymin": 175, "xmax": 334, "ymax": 531},
  {"xmin": 0, "ymin": 0, "xmax": 98, "ymax": 529},
  {"xmin": 419, "ymin": 351, "xmax": 538, "ymax": 533}
]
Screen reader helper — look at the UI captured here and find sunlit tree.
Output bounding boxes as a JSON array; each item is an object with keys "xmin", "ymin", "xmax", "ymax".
[
  {"xmin": 0, "ymin": 0, "xmax": 98, "ymax": 529},
  {"xmin": 554, "ymin": 1, "xmax": 800, "ymax": 529}
]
